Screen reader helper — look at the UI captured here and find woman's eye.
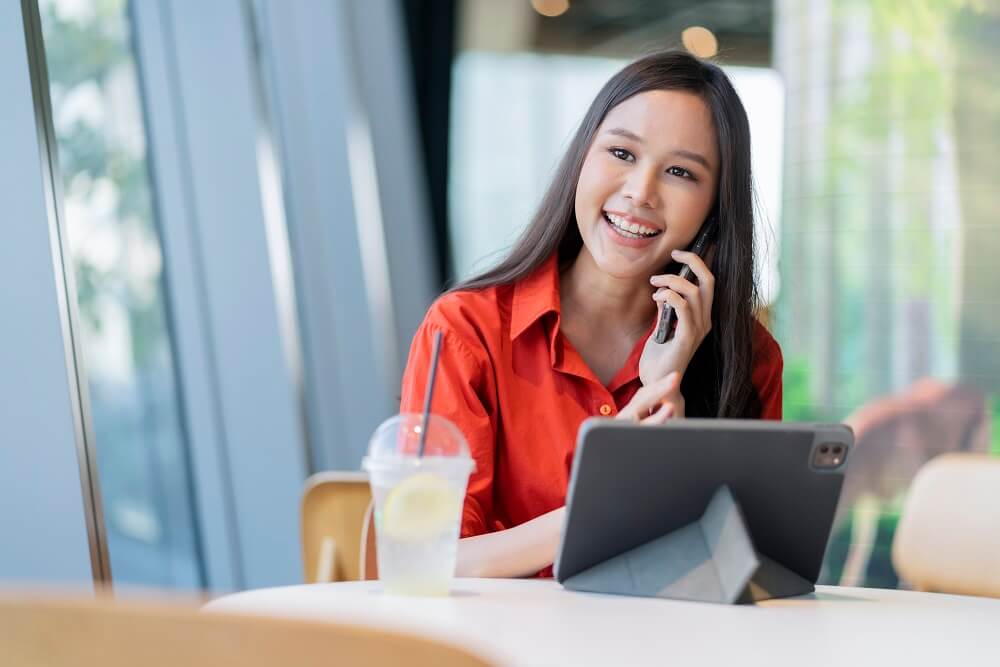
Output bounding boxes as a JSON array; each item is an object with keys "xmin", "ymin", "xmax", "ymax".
[
  {"xmin": 609, "ymin": 147, "xmax": 634, "ymax": 162},
  {"xmin": 667, "ymin": 166, "xmax": 694, "ymax": 180}
]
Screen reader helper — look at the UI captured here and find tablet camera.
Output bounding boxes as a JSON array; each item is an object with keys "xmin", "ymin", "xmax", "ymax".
[{"xmin": 812, "ymin": 443, "xmax": 847, "ymax": 469}]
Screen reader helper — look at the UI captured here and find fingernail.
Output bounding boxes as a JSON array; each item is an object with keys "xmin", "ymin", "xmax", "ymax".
[{"xmin": 671, "ymin": 249, "xmax": 682, "ymax": 257}]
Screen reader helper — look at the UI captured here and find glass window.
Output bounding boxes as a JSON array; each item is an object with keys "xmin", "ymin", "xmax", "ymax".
[
  {"xmin": 39, "ymin": 0, "xmax": 204, "ymax": 589},
  {"xmin": 775, "ymin": 0, "xmax": 1000, "ymax": 588},
  {"xmin": 447, "ymin": 1, "xmax": 1000, "ymax": 591}
]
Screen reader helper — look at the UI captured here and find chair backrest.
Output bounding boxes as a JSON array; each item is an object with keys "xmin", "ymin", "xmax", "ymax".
[
  {"xmin": 892, "ymin": 453, "xmax": 1000, "ymax": 597},
  {"xmin": 301, "ymin": 472, "xmax": 372, "ymax": 583},
  {"xmin": 0, "ymin": 595, "xmax": 494, "ymax": 667}
]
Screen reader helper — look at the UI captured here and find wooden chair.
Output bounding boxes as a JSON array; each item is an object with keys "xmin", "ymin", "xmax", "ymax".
[
  {"xmin": 301, "ymin": 471, "xmax": 374, "ymax": 583},
  {"xmin": 0, "ymin": 594, "xmax": 494, "ymax": 667},
  {"xmin": 301, "ymin": 471, "xmax": 382, "ymax": 583},
  {"xmin": 838, "ymin": 380, "xmax": 991, "ymax": 586},
  {"xmin": 892, "ymin": 453, "xmax": 1000, "ymax": 597}
]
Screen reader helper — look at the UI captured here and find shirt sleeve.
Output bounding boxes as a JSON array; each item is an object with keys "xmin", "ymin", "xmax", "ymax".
[
  {"xmin": 751, "ymin": 321, "xmax": 784, "ymax": 420},
  {"xmin": 400, "ymin": 316, "xmax": 498, "ymax": 538}
]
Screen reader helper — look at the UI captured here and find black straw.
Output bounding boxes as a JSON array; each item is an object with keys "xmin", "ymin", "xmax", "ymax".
[{"xmin": 418, "ymin": 331, "xmax": 444, "ymax": 457}]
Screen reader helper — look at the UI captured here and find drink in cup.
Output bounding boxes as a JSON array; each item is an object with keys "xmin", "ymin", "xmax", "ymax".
[{"xmin": 362, "ymin": 413, "xmax": 473, "ymax": 596}]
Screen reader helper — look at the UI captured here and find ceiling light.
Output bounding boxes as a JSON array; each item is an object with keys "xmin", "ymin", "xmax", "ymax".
[
  {"xmin": 682, "ymin": 26, "xmax": 718, "ymax": 58},
  {"xmin": 531, "ymin": 0, "xmax": 570, "ymax": 18}
]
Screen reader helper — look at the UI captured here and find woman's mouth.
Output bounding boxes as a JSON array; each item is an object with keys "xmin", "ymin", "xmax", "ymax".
[{"xmin": 602, "ymin": 211, "xmax": 663, "ymax": 243}]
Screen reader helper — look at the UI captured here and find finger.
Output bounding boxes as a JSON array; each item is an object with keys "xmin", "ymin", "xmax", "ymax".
[
  {"xmin": 643, "ymin": 371, "xmax": 681, "ymax": 405},
  {"xmin": 623, "ymin": 372, "xmax": 680, "ymax": 418},
  {"xmin": 668, "ymin": 251, "xmax": 714, "ymax": 328},
  {"xmin": 670, "ymin": 249, "xmax": 715, "ymax": 291},
  {"xmin": 650, "ymin": 271, "xmax": 711, "ymax": 329},
  {"xmin": 640, "ymin": 401, "xmax": 675, "ymax": 425},
  {"xmin": 649, "ymin": 272, "xmax": 690, "ymax": 288},
  {"xmin": 652, "ymin": 283, "xmax": 703, "ymax": 323},
  {"xmin": 650, "ymin": 274, "xmax": 699, "ymax": 299},
  {"xmin": 652, "ymin": 289, "xmax": 701, "ymax": 334},
  {"xmin": 653, "ymin": 289, "xmax": 692, "ymax": 325}
]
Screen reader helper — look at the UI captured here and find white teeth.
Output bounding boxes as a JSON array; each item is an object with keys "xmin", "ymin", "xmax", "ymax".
[{"xmin": 605, "ymin": 212, "xmax": 660, "ymax": 237}]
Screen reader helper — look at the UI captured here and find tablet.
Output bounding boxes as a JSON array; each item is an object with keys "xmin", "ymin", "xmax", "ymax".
[{"xmin": 554, "ymin": 419, "xmax": 852, "ymax": 591}]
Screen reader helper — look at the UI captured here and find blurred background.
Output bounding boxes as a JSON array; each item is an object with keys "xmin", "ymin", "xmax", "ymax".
[{"xmin": 2, "ymin": 0, "xmax": 998, "ymax": 594}]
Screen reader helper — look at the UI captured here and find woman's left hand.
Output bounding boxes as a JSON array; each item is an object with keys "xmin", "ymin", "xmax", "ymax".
[{"xmin": 638, "ymin": 249, "xmax": 716, "ymax": 412}]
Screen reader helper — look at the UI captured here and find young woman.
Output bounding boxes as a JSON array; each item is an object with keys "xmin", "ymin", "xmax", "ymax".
[{"xmin": 400, "ymin": 50, "xmax": 782, "ymax": 578}]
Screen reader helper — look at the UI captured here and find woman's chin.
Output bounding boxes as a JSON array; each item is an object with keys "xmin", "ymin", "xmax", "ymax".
[
  {"xmin": 592, "ymin": 253, "xmax": 662, "ymax": 281},
  {"xmin": 576, "ymin": 233, "xmax": 669, "ymax": 280}
]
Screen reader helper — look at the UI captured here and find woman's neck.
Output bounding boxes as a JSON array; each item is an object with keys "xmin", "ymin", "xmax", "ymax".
[{"xmin": 560, "ymin": 250, "xmax": 655, "ymax": 338}]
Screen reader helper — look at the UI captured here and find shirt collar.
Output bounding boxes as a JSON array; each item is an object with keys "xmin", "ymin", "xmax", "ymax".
[
  {"xmin": 510, "ymin": 253, "xmax": 561, "ymax": 341},
  {"xmin": 509, "ymin": 252, "xmax": 646, "ymax": 391}
]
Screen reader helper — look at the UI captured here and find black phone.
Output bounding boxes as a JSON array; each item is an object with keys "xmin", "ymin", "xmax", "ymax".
[{"xmin": 653, "ymin": 215, "xmax": 718, "ymax": 344}]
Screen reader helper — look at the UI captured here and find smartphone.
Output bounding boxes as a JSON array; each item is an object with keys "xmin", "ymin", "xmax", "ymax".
[{"xmin": 653, "ymin": 215, "xmax": 718, "ymax": 344}]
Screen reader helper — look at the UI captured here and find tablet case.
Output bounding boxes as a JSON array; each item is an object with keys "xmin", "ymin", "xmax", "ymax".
[
  {"xmin": 561, "ymin": 485, "xmax": 813, "ymax": 603},
  {"xmin": 556, "ymin": 420, "xmax": 850, "ymax": 604}
]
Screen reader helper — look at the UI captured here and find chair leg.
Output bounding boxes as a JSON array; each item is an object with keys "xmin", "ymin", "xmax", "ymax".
[
  {"xmin": 317, "ymin": 537, "xmax": 337, "ymax": 583},
  {"xmin": 840, "ymin": 496, "xmax": 879, "ymax": 586}
]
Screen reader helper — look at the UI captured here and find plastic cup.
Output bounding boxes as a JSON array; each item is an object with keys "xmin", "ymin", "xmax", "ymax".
[{"xmin": 362, "ymin": 413, "xmax": 473, "ymax": 596}]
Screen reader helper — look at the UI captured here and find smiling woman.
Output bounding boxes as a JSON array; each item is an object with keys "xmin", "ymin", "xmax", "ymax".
[
  {"xmin": 575, "ymin": 92, "xmax": 718, "ymax": 268},
  {"xmin": 400, "ymin": 51, "xmax": 782, "ymax": 580}
]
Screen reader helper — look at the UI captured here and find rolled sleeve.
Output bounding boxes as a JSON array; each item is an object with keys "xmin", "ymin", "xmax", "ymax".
[{"xmin": 400, "ymin": 317, "xmax": 497, "ymax": 537}]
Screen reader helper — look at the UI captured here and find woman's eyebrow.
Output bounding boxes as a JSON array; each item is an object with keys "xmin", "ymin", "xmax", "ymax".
[
  {"xmin": 604, "ymin": 128, "xmax": 711, "ymax": 170},
  {"xmin": 669, "ymin": 149, "xmax": 711, "ymax": 170},
  {"xmin": 606, "ymin": 127, "xmax": 644, "ymax": 143}
]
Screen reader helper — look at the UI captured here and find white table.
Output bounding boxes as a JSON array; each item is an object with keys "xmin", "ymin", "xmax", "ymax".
[{"xmin": 206, "ymin": 578, "xmax": 1000, "ymax": 666}]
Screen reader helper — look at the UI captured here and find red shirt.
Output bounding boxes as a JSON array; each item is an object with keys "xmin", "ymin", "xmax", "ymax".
[{"xmin": 400, "ymin": 254, "xmax": 783, "ymax": 573}]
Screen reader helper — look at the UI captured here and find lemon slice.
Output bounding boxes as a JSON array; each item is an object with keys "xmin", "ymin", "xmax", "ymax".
[{"xmin": 382, "ymin": 472, "xmax": 461, "ymax": 541}]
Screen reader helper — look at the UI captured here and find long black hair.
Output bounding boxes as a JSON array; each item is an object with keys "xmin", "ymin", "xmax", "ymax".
[{"xmin": 454, "ymin": 50, "xmax": 761, "ymax": 418}]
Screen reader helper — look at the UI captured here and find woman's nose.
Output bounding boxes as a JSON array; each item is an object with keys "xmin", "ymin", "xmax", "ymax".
[{"xmin": 622, "ymin": 167, "xmax": 659, "ymax": 209}]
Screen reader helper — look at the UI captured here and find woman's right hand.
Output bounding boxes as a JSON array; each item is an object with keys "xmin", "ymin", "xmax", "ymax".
[
  {"xmin": 616, "ymin": 371, "xmax": 682, "ymax": 423},
  {"xmin": 454, "ymin": 375, "xmax": 681, "ymax": 578}
]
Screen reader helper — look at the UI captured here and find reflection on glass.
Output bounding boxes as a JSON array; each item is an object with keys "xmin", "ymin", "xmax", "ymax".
[
  {"xmin": 450, "ymin": 1, "xmax": 1000, "ymax": 592},
  {"xmin": 40, "ymin": 0, "xmax": 204, "ymax": 589},
  {"xmin": 774, "ymin": 0, "xmax": 1000, "ymax": 587}
]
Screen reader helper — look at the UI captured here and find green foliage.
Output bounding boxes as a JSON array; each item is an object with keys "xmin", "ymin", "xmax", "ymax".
[
  {"xmin": 40, "ymin": 0, "xmax": 165, "ymax": 367},
  {"xmin": 41, "ymin": 0, "xmax": 128, "ymax": 90},
  {"xmin": 782, "ymin": 356, "xmax": 824, "ymax": 422}
]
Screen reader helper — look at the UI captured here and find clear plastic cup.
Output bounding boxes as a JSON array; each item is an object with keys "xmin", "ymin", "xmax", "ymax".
[{"xmin": 362, "ymin": 413, "xmax": 473, "ymax": 596}]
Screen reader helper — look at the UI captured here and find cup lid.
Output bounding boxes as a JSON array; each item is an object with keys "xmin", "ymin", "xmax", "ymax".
[{"xmin": 364, "ymin": 413, "xmax": 471, "ymax": 462}]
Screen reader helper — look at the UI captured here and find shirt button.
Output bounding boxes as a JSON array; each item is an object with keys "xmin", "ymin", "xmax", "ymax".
[{"xmin": 599, "ymin": 403, "xmax": 613, "ymax": 416}]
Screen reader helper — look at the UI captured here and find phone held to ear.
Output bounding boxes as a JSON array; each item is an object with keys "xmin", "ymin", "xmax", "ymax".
[{"xmin": 653, "ymin": 216, "xmax": 718, "ymax": 344}]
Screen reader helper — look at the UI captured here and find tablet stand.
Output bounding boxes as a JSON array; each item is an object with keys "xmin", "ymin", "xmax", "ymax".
[{"xmin": 562, "ymin": 485, "xmax": 814, "ymax": 604}]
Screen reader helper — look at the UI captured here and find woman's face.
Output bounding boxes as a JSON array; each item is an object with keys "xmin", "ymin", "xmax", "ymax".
[{"xmin": 574, "ymin": 90, "xmax": 720, "ymax": 280}]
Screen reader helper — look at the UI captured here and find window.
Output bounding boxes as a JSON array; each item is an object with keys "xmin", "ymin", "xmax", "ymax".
[
  {"xmin": 40, "ymin": 0, "xmax": 204, "ymax": 589},
  {"xmin": 447, "ymin": 0, "xmax": 1000, "ymax": 591},
  {"xmin": 775, "ymin": 0, "xmax": 1000, "ymax": 588}
]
